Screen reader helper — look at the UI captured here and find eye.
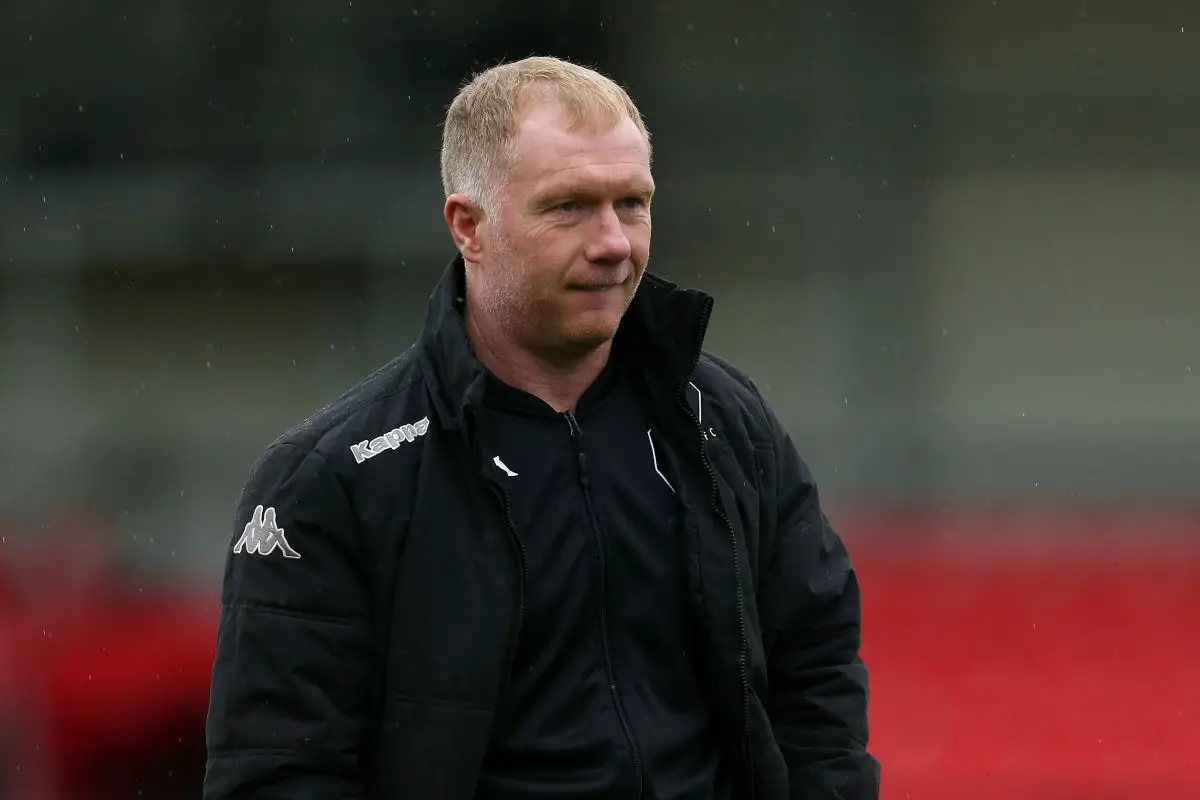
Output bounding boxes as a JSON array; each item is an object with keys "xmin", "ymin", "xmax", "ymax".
[
  {"xmin": 552, "ymin": 200, "xmax": 582, "ymax": 212},
  {"xmin": 617, "ymin": 196, "xmax": 649, "ymax": 210}
]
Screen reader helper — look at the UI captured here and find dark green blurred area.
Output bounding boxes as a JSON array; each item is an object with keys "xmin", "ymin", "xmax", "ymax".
[{"xmin": 2, "ymin": 1, "xmax": 1198, "ymax": 578}]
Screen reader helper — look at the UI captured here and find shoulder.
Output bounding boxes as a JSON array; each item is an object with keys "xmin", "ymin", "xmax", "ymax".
[
  {"xmin": 689, "ymin": 351, "xmax": 777, "ymax": 448},
  {"xmin": 244, "ymin": 345, "xmax": 435, "ymax": 491}
]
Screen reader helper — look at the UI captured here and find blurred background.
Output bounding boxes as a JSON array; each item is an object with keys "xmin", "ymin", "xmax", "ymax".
[{"xmin": 2, "ymin": 1, "xmax": 1198, "ymax": 797}]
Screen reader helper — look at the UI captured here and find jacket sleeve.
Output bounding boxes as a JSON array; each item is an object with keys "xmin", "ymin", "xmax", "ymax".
[
  {"xmin": 204, "ymin": 443, "xmax": 373, "ymax": 800},
  {"xmin": 758, "ymin": 400, "xmax": 881, "ymax": 799}
]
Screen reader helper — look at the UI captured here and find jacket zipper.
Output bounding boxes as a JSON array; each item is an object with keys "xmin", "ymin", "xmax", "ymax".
[
  {"xmin": 565, "ymin": 410, "xmax": 644, "ymax": 797},
  {"xmin": 678, "ymin": 391, "xmax": 753, "ymax": 794}
]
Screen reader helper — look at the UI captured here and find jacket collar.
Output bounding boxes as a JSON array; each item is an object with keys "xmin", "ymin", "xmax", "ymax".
[{"xmin": 417, "ymin": 255, "xmax": 714, "ymax": 432}]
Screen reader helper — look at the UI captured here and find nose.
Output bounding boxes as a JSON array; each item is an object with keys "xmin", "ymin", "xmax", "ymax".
[{"xmin": 583, "ymin": 205, "xmax": 633, "ymax": 265}]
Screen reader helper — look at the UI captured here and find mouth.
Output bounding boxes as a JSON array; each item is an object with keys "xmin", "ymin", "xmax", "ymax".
[{"xmin": 567, "ymin": 279, "xmax": 626, "ymax": 292}]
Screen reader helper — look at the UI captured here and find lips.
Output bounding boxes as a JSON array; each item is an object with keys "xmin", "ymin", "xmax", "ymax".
[
  {"xmin": 568, "ymin": 279, "xmax": 626, "ymax": 291},
  {"xmin": 570, "ymin": 284, "xmax": 619, "ymax": 291}
]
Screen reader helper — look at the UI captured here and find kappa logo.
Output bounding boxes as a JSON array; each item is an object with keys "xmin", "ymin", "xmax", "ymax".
[
  {"xmin": 350, "ymin": 417, "xmax": 430, "ymax": 464},
  {"xmin": 233, "ymin": 505, "xmax": 301, "ymax": 559}
]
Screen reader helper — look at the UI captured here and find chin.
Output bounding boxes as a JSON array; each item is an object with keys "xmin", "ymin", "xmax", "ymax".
[{"xmin": 561, "ymin": 324, "xmax": 619, "ymax": 352}]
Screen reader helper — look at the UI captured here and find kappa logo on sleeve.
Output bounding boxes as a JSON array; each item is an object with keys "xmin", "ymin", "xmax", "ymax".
[
  {"xmin": 350, "ymin": 417, "xmax": 430, "ymax": 464},
  {"xmin": 233, "ymin": 505, "xmax": 301, "ymax": 559}
]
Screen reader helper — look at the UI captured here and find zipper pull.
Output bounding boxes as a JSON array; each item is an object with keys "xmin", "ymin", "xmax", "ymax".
[
  {"xmin": 564, "ymin": 412, "xmax": 590, "ymax": 484},
  {"xmin": 565, "ymin": 411, "xmax": 582, "ymax": 439}
]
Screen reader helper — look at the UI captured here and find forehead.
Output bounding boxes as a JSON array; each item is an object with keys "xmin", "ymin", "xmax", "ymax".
[{"xmin": 508, "ymin": 102, "xmax": 652, "ymax": 196}]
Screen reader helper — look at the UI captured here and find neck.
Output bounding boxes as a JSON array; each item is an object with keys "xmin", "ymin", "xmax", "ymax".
[{"xmin": 464, "ymin": 305, "xmax": 611, "ymax": 413}]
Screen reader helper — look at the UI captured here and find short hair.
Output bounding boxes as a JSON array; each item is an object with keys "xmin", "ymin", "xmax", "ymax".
[{"xmin": 440, "ymin": 56, "xmax": 651, "ymax": 216}]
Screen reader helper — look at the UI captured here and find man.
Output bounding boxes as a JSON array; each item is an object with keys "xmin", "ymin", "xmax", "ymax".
[{"xmin": 204, "ymin": 56, "xmax": 879, "ymax": 799}]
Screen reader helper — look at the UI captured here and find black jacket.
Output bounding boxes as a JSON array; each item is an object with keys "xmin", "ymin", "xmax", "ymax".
[{"xmin": 203, "ymin": 259, "xmax": 880, "ymax": 800}]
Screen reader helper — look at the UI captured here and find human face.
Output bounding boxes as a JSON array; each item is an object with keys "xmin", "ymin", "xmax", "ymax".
[{"xmin": 473, "ymin": 102, "xmax": 653, "ymax": 358}]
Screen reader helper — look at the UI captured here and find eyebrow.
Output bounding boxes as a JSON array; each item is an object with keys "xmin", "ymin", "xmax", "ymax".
[{"xmin": 538, "ymin": 182, "xmax": 655, "ymax": 202}]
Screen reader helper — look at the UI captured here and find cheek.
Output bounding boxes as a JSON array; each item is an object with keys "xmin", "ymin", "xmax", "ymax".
[
  {"xmin": 522, "ymin": 250, "xmax": 570, "ymax": 292},
  {"xmin": 628, "ymin": 220, "xmax": 652, "ymax": 259},
  {"xmin": 502, "ymin": 257, "xmax": 558, "ymax": 311}
]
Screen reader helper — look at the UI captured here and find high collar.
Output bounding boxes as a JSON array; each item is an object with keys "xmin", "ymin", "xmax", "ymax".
[{"xmin": 417, "ymin": 255, "xmax": 714, "ymax": 432}]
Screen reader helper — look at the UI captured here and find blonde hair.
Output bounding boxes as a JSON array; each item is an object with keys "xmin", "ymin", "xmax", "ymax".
[{"xmin": 440, "ymin": 56, "xmax": 651, "ymax": 216}]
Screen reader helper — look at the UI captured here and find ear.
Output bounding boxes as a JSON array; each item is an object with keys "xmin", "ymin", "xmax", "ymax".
[{"xmin": 444, "ymin": 194, "xmax": 485, "ymax": 261}]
